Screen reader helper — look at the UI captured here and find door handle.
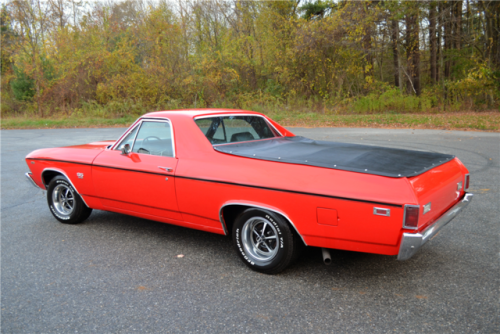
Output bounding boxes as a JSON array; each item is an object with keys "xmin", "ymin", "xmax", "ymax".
[{"xmin": 158, "ymin": 166, "xmax": 173, "ymax": 172}]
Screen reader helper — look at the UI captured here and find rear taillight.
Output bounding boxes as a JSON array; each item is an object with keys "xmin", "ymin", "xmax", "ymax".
[
  {"xmin": 464, "ymin": 174, "xmax": 470, "ymax": 190},
  {"xmin": 403, "ymin": 205, "xmax": 420, "ymax": 229}
]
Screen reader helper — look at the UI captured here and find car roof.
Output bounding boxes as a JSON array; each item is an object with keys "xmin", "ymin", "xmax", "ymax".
[{"xmin": 143, "ymin": 109, "xmax": 263, "ymax": 119}]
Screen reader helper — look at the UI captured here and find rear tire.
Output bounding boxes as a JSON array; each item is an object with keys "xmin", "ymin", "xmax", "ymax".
[
  {"xmin": 47, "ymin": 175, "xmax": 92, "ymax": 224},
  {"xmin": 232, "ymin": 208, "xmax": 302, "ymax": 274}
]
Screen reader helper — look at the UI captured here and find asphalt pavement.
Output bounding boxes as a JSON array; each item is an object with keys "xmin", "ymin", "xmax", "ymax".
[{"xmin": 1, "ymin": 126, "xmax": 498, "ymax": 333}]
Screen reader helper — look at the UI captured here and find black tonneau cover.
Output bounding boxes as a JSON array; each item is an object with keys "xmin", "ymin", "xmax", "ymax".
[{"xmin": 214, "ymin": 136, "xmax": 455, "ymax": 178}]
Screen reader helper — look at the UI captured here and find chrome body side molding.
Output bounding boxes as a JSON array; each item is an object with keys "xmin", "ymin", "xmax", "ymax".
[
  {"xmin": 398, "ymin": 193, "xmax": 473, "ymax": 260},
  {"xmin": 41, "ymin": 168, "xmax": 90, "ymax": 208}
]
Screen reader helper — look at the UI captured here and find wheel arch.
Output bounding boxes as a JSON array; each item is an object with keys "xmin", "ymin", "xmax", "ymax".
[
  {"xmin": 42, "ymin": 168, "xmax": 89, "ymax": 207},
  {"xmin": 219, "ymin": 202, "xmax": 307, "ymax": 246}
]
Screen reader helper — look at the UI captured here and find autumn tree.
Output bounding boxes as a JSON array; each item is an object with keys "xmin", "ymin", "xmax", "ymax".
[{"xmin": 1, "ymin": 0, "xmax": 497, "ymax": 117}]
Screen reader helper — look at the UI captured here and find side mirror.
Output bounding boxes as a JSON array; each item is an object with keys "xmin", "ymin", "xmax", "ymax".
[{"xmin": 121, "ymin": 144, "xmax": 131, "ymax": 155}]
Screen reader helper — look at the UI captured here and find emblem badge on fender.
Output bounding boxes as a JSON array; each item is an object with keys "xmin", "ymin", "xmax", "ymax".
[{"xmin": 77, "ymin": 173, "xmax": 84, "ymax": 179}]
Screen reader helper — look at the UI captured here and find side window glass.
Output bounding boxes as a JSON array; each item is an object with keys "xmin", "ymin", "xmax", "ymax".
[
  {"xmin": 132, "ymin": 121, "xmax": 174, "ymax": 157},
  {"xmin": 195, "ymin": 117, "xmax": 226, "ymax": 144},
  {"xmin": 224, "ymin": 117, "xmax": 259, "ymax": 141},
  {"xmin": 248, "ymin": 116, "xmax": 276, "ymax": 138},
  {"xmin": 213, "ymin": 122, "xmax": 226, "ymax": 141},
  {"xmin": 195, "ymin": 116, "xmax": 278, "ymax": 144},
  {"xmin": 194, "ymin": 119, "xmax": 211, "ymax": 135},
  {"xmin": 115, "ymin": 126, "xmax": 139, "ymax": 151}
]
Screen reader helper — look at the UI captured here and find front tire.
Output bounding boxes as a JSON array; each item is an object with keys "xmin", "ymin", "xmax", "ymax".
[
  {"xmin": 47, "ymin": 175, "xmax": 92, "ymax": 224},
  {"xmin": 232, "ymin": 208, "xmax": 302, "ymax": 274}
]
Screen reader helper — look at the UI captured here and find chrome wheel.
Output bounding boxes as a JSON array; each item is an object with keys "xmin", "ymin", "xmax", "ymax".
[
  {"xmin": 233, "ymin": 208, "xmax": 302, "ymax": 274},
  {"xmin": 47, "ymin": 175, "xmax": 92, "ymax": 224},
  {"xmin": 241, "ymin": 217, "xmax": 279, "ymax": 264},
  {"xmin": 52, "ymin": 184, "xmax": 75, "ymax": 216}
]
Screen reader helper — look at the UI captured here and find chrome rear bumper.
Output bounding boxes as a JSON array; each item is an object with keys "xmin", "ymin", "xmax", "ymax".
[{"xmin": 397, "ymin": 193, "xmax": 473, "ymax": 260}]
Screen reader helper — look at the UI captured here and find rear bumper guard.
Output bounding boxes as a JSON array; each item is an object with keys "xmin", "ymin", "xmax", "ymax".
[{"xmin": 397, "ymin": 193, "xmax": 473, "ymax": 260}]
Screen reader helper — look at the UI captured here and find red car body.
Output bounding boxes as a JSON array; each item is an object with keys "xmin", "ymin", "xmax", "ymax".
[{"xmin": 25, "ymin": 109, "xmax": 473, "ymax": 273}]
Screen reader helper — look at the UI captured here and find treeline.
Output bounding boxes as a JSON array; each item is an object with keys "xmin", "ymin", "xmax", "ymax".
[{"xmin": 1, "ymin": 0, "xmax": 499, "ymax": 117}]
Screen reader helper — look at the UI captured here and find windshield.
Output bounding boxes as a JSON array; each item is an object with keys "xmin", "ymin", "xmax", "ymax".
[{"xmin": 195, "ymin": 116, "xmax": 280, "ymax": 145}]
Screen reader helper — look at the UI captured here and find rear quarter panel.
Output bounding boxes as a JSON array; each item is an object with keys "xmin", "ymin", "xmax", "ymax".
[
  {"xmin": 408, "ymin": 158, "xmax": 468, "ymax": 230},
  {"xmin": 171, "ymin": 116, "xmax": 418, "ymax": 255}
]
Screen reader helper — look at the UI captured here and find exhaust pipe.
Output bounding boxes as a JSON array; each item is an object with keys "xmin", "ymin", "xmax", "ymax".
[{"xmin": 321, "ymin": 248, "xmax": 332, "ymax": 265}]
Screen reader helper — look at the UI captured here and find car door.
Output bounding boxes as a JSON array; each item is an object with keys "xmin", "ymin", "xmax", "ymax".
[{"xmin": 92, "ymin": 118, "xmax": 182, "ymax": 221}]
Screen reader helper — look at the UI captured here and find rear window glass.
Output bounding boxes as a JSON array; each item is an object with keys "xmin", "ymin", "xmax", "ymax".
[{"xmin": 195, "ymin": 116, "xmax": 279, "ymax": 145}]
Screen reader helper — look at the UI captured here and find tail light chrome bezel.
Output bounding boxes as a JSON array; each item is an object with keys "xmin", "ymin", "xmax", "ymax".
[
  {"xmin": 403, "ymin": 204, "xmax": 420, "ymax": 230},
  {"xmin": 464, "ymin": 174, "xmax": 470, "ymax": 190}
]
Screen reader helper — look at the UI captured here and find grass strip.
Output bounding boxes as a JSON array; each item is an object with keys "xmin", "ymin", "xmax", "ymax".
[
  {"xmin": 268, "ymin": 111, "xmax": 500, "ymax": 131},
  {"xmin": 1, "ymin": 115, "xmax": 137, "ymax": 129},
  {"xmin": 1, "ymin": 112, "xmax": 499, "ymax": 131}
]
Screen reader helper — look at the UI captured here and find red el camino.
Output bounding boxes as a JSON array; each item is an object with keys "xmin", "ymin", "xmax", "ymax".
[{"xmin": 25, "ymin": 109, "xmax": 473, "ymax": 274}]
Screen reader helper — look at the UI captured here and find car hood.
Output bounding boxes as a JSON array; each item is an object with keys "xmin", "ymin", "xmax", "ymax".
[
  {"xmin": 26, "ymin": 141, "xmax": 116, "ymax": 165},
  {"xmin": 66, "ymin": 141, "xmax": 116, "ymax": 150},
  {"xmin": 214, "ymin": 136, "xmax": 455, "ymax": 178}
]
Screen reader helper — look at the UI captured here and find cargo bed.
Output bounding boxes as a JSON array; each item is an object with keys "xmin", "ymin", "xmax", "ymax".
[{"xmin": 214, "ymin": 136, "xmax": 455, "ymax": 178}]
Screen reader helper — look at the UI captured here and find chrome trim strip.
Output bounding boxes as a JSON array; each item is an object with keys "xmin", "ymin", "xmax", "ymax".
[
  {"xmin": 397, "ymin": 193, "xmax": 473, "ymax": 260},
  {"xmin": 402, "ymin": 204, "xmax": 420, "ymax": 230},
  {"xmin": 25, "ymin": 172, "xmax": 42, "ymax": 189},
  {"xmin": 194, "ymin": 114, "xmax": 283, "ymax": 137},
  {"xmin": 158, "ymin": 166, "xmax": 173, "ymax": 172},
  {"xmin": 41, "ymin": 168, "xmax": 90, "ymax": 208},
  {"xmin": 213, "ymin": 136, "xmax": 279, "ymax": 147},
  {"xmin": 130, "ymin": 121, "xmax": 143, "ymax": 153},
  {"xmin": 218, "ymin": 207, "xmax": 229, "ymax": 235},
  {"xmin": 195, "ymin": 113, "xmax": 265, "ymax": 120},
  {"xmin": 111, "ymin": 118, "xmax": 176, "ymax": 158},
  {"xmin": 267, "ymin": 121, "xmax": 283, "ymax": 137},
  {"xmin": 110, "ymin": 118, "xmax": 141, "ymax": 150},
  {"xmin": 218, "ymin": 202, "xmax": 307, "ymax": 246}
]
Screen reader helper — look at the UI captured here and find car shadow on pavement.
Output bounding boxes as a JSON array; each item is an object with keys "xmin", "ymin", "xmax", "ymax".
[{"xmin": 79, "ymin": 209, "xmax": 427, "ymax": 282}]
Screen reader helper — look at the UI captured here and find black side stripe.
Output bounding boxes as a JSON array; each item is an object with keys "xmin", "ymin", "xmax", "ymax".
[
  {"xmin": 31, "ymin": 158, "xmax": 92, "ymax": 166},
  {"xmin": 30, "ymin": 158, "xmax": 403, "ymax": 208},
  {"xmin": 31, "ymin": 158, "xmax": 166, "ymax": 177},
  {"xmin": 175, "ymin": 175, "xmax": 403, "ymax": 208},
  {"xmin": 93, "ymin": 165, "xmax": 166, "ymax": 176}
]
